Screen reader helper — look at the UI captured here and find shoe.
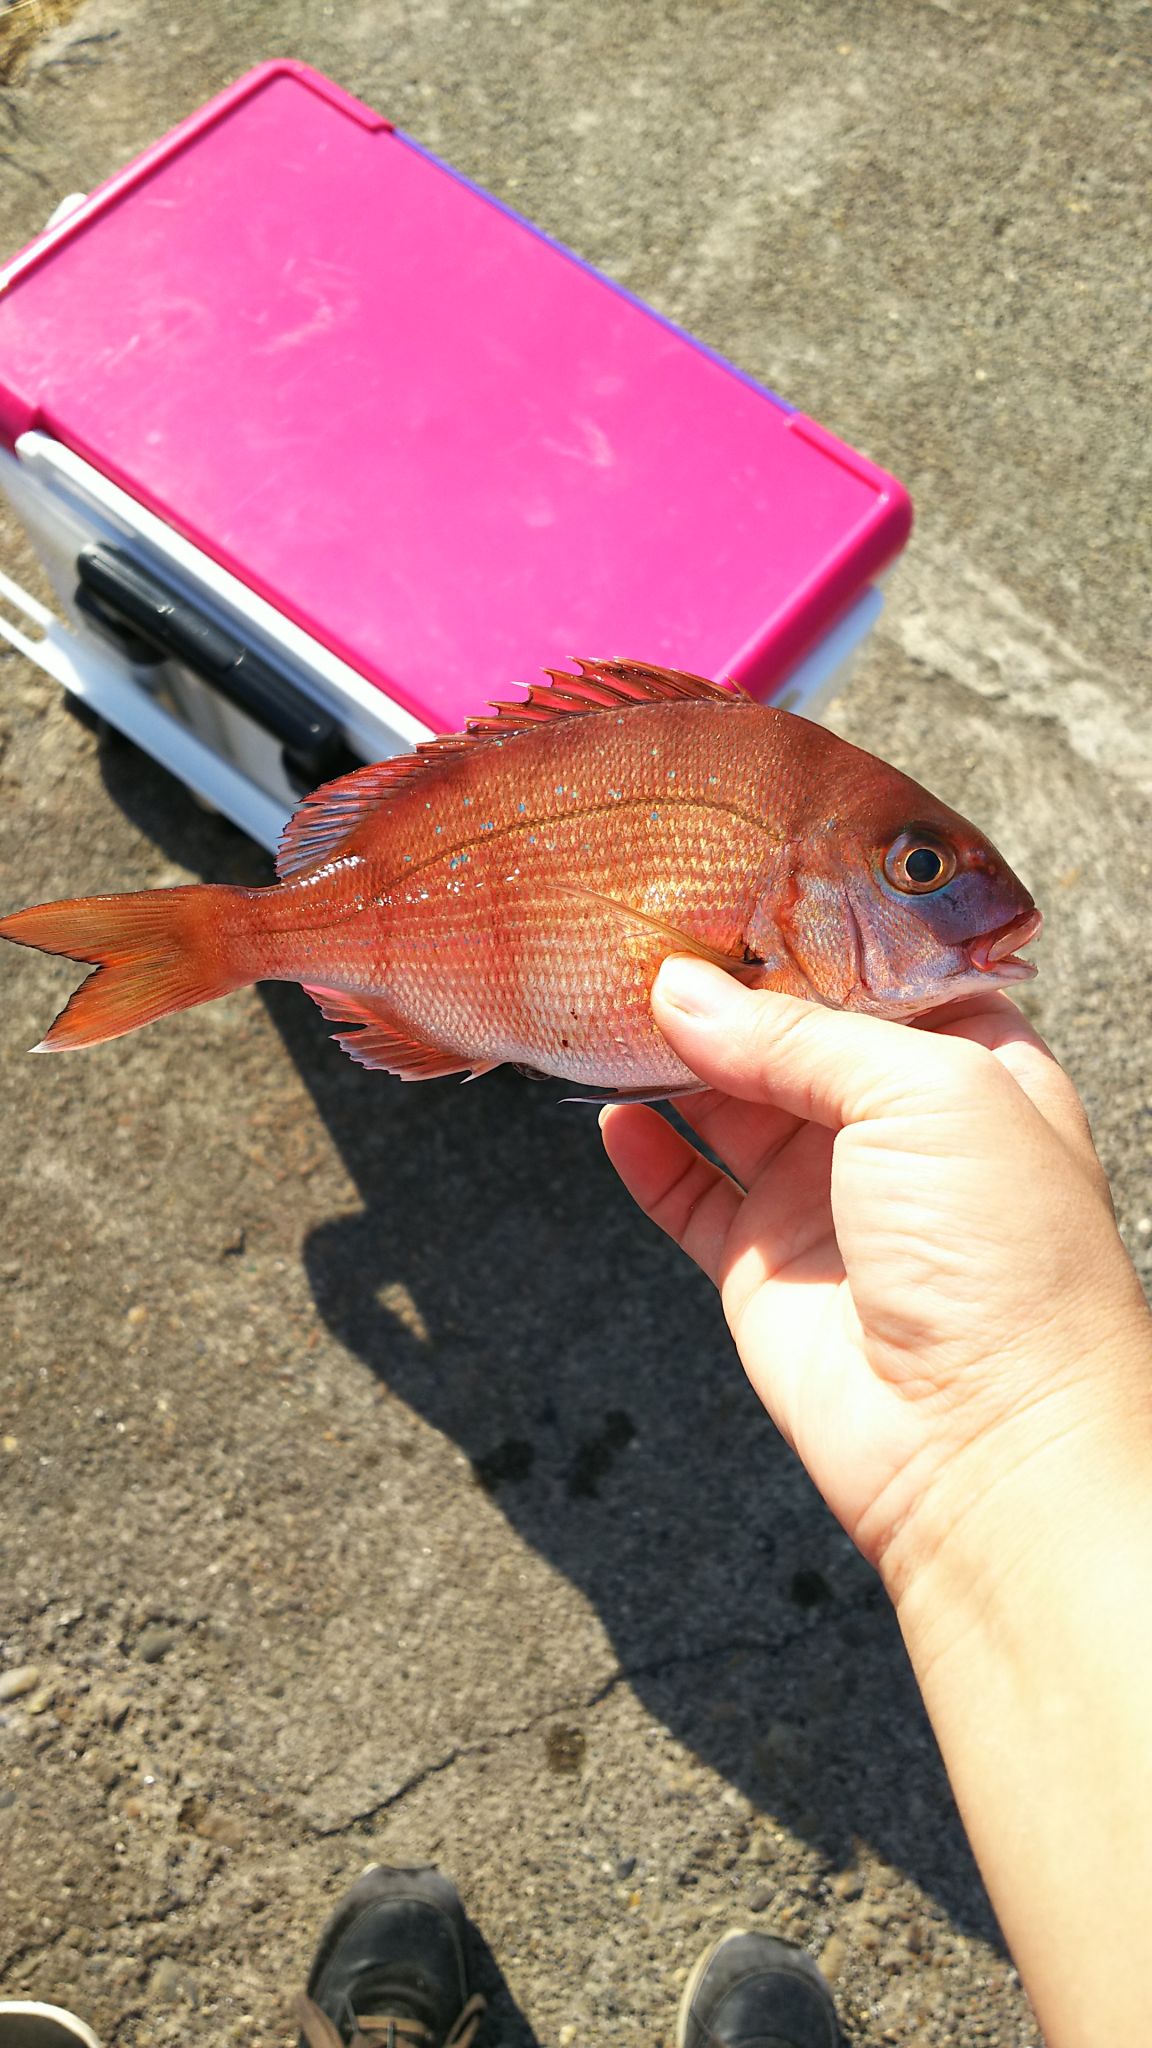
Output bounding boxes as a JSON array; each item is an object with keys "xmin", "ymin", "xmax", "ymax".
[
  {"xmin": 0, "ymin": 2005, "xmax": 101, "ymax": 2048},
  {"xmin": 676, "ymin": 1930, "xmax": 842, "ymax": 2048},
  {"xmin": 295, "ymin": 1865, "xmax": 485, "ymax": 2048}
]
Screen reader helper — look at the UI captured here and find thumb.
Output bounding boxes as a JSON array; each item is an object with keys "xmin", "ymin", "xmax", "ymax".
[{"xmin": 653, "ymin": 956, "xmax": 987, "ymax": 1129}]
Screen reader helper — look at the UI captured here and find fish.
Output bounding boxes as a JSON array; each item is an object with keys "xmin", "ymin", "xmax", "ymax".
[{"xmin": 0, "ymin": 658, "xmax": 1041, "ymax": 1100}]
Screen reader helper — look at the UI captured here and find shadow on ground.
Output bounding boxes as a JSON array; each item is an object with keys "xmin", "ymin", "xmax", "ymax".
[{"xmin": 98, "ymin": 730, "xmax": 1001, "ymax": 1954}]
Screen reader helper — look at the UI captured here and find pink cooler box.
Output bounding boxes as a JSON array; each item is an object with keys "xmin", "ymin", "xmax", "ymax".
[{"xmin": 0, "ymin": 61, "xmax": 911, "ymax": 852}]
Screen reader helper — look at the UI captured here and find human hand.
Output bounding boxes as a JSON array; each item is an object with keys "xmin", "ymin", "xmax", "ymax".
[{"xmin": 600, "ymin": 957, "xmax": 1152, "ymax": 1600}]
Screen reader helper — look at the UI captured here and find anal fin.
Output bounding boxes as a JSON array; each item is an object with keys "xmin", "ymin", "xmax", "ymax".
[{"xmin": 303, "ymin": 985, "xmax": 497, "ymax": 1082}]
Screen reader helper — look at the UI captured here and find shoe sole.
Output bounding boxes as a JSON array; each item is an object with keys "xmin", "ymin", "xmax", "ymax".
[
  {"xmin": 0, "ymin": 2003, "xmax": 102, "ymax": 2048},
  {"xmin": 674, "ymin": 1928, "xmax": 748, "ymax": 2048}
]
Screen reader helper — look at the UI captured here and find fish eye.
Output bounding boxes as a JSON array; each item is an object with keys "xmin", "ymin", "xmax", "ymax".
[{"xmin": 883, "ymin": 831, "xmax": 957, "ymax": 894}]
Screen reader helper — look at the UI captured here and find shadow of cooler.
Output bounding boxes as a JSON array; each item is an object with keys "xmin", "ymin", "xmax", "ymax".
[{"xmin": 0, "ymin": 61, "xmax": 912, "ymax": 853}]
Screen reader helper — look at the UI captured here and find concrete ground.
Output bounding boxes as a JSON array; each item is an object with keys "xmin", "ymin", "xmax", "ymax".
[{"xmin": 1, "ymin": 3, "xmax": 1149, "ymax": 2043}]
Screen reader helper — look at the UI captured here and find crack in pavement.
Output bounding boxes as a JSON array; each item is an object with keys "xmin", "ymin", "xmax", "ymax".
[{"xmin": 304, "ymin": 1620, "xmax": 815, "ymax": 1839}]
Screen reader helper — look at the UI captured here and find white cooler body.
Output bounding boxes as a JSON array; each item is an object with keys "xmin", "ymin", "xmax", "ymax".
[{"xmin": 0, "ymin": 430, "xmax": 887, "ymax": 854}]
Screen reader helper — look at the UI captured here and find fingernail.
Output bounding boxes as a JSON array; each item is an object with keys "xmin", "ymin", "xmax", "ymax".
[{"xmin": 655, "ymin": 955, "xmax": 737, "ymax": 1018}]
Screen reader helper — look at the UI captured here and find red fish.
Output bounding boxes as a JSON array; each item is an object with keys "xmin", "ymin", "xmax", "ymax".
[{"xmin": 0, "ymin": 660, "xmax": 1040, "ymax": 1099}]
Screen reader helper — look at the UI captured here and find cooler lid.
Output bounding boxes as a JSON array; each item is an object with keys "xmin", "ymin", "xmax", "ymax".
[{"xmin": 0, "ymin": 61, "xmax": 911, "ymax": 731}]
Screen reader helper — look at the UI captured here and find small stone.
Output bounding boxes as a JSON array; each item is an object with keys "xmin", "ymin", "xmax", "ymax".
[
  {"xmin": 25, "ymin": 1684, "xmax": 56, "ymax": 1716},
  {"xmin": 87, "ymin": 1755, "xmax": 122, "ymax": 1794},
  {"xmin": 150, "ymin": 1958, "xmax": 199, "ymax": 2007},
  {"xmin": 747, "ymin": 1885, "xmax": 775, "ymax": 1913},
  {"xmin": 543, "ymin": 1724, "xmax": 585, "ymax": 1775},
  {"xmin": 0, "ymin": 1666, "xmax": 40, "ymax": 1702},
  {"xmin": 832, "ymin": 1869, "xmax": 863, "ymax": 1901},
  {"xmin": 138, "ymin": 1627, "xmax": 178, "ymax": 1664},
  {"xmin": 616, "ymin": 1855, "xmax": 637, "ymax": 1881},
  {"xmin": 102, "ymin": 1694, "xmax": 132, "ymax": 1731},
  {"xmin": 819, "ymin": 1934, "xmax": 848, "ymax": 1983},
  {"xmin": 0, "ymin": 1787, "xmax": 16, "ymax": 1809},
  {"xmin": 126, "ymin": 1305, "xmax": 149, "ymax": 1327},
  {"xmin": 864, "ymin": 1902, "xmax": 895, "ymax": 1928},
  {"xmin": 177, "ymin": 1792, "xmax": 243, "ymax": 1846},
  {"xmin": 1, "ymin": 1436, "xmax": 17, "ymax": 1455},
  {"xmin": 879, "ymin": 1946, "xmax": 907, "ymax": 1973}
]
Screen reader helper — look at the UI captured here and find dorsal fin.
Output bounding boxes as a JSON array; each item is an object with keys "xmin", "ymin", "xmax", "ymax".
[
  {"xmin": 277, "ymin": 658, "xmax": 741, "ymax": 880},
  {"xmin": 277, "ymin": 759, "xmax": 406, "ymax": 879},
  {"xmin": 464, "ymin": 657, "xmax": 739, "ymax": 738}
]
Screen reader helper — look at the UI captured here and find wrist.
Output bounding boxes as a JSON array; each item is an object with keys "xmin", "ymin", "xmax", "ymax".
[
  {"xmin": 877, "ymin": 1343, "xmax": 1152, "ymax": 2048},
  {"xmin": 877, "ymin": 1338, "xmax": 1152, "ymax": 1671}
]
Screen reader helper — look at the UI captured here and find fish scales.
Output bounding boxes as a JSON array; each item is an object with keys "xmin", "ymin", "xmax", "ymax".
[
  {"xmin": 246, "ymin": 699, "xmax": 790, "ymax": 1089},
  {"xmin": 0, "ymin": 660, "xmax": 1041, "ymax": 1092},
  {"xmin": 326, "ymin": 701, "xmax": 786, "ymax": 1087}
]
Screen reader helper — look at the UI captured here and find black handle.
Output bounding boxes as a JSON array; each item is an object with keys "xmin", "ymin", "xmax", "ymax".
[{"xmin": 74, "ymin": 543, "xmax": 360, "ymax": 789}]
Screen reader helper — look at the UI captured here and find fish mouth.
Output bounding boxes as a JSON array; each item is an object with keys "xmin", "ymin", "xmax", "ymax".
[{"xmin": 968, "ymin": 907, "xmax": 1043, "ymax": 978}]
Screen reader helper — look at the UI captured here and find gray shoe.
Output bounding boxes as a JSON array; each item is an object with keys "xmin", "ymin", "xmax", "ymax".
[{"xmin": 0, "ymin": 2007, "xmax": 100, "ymax": 2048}]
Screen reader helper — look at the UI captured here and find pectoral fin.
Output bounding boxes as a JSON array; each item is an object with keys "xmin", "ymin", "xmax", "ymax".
[{"xmin": 549, "ymin": 883, "xmax": 759, "ymax": 977}]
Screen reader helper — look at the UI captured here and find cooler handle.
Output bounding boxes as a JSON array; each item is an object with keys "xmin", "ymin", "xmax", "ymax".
[{"xmin": 75, "ymin": 542, "xmax": 358, "ymax": 787}]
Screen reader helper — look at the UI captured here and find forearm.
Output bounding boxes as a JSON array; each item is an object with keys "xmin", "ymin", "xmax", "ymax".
[{"xmin": 887, "ymin": 1393, "xmax": 1152, "ymax": 2048}]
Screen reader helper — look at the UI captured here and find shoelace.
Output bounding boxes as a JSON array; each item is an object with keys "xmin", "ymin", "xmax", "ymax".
[{"xmin": 294, "ymin": 1990, "xmax": 487, "ymax": 2048}]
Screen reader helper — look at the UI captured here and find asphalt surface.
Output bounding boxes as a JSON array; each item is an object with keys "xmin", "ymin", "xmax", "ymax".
[{"xmin": 1, "ymin": 4, "xmax": 1149, "ymax": 2044}]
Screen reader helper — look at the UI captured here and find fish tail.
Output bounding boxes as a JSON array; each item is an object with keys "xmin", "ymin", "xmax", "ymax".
[{"xmin": 0, "ymin": 884, "xmax": 260, "ymax": 1051}]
